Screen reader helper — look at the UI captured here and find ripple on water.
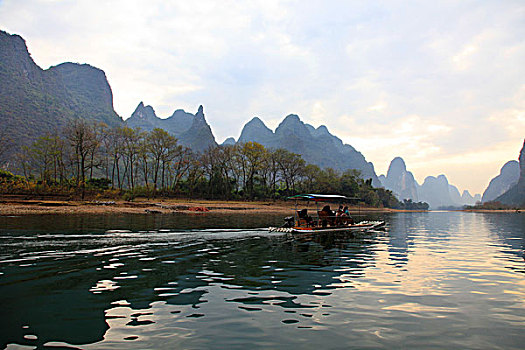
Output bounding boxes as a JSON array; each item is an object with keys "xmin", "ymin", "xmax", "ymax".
[{"xmin": 1, "ymin": 212, "xmax": 524, "ymax": 349}]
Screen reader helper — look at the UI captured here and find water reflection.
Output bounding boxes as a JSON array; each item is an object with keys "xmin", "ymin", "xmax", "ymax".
[{"xmin": 0, "ymin": 212, "xmax": 524, "ymax": 349}]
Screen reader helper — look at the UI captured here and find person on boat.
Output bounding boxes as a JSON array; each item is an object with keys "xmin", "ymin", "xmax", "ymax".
[
  {"xmin": 320, "ymin": 205, "xmax": 334, "ymax": 227},
  {"xmin": 342, "ymin": 206, "xmax": 354, "ymax": 224},
  {"xmin": 297, "ymin": 208, "xmax": 313, "ymax": 226},
  {"xmin": 335, "ymin": 205, "xmax": 344, "ymax": 225}
]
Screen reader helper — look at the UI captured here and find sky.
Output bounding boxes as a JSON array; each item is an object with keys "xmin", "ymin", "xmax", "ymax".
[{"xmin": 1, "ymin": 0, "xmax": 524, "ymax": 195}]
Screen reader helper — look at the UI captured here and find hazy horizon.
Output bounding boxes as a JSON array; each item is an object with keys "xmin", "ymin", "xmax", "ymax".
[{"xmin": 1, "ymin": 0, "xmax": 523, "ymax": 195}]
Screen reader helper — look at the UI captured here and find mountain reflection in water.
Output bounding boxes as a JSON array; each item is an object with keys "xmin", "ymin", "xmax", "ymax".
[{"xmin": 0, "ymin": 212, "xmax": 524, "ymax": 349}]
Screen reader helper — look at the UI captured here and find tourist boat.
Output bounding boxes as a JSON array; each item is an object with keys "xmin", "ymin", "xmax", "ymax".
[{"xmin": 268, "ymin": 194, "xmax": 385, "ymax": 233}]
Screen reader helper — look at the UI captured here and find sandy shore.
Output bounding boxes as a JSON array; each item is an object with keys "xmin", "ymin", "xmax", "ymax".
[{"xmin": 0, "ymin": 197, "xmax": 397, "ymax": 216}]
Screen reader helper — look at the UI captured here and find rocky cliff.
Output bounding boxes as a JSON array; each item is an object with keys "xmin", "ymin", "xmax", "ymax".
[
  {"xmin": 127, "ymin": 103, "xmax": 217, "ymax": 152},
  {"xmin": 0, "ymin": 29, "xmax": 122, "ymax": 160},
  {"xmin": 379, "ymin": 157, "xmax": 482, "ymax": 208},
  {"xmin": 482, "ymin": 161, "xmax": 520, "ymax": 202},
  {"xmin": 237, "ymin": 115, "xmax": 380, "ymax": 185},
  {"xmin": 449, "ymin": 184, "xmax": 463, "ymax": 206},
  {"xmin": 496, "ymin": 140, "xmax": 525, "ymax": 206},
  {"xmin": 461, "ymin": 190, "xmax": 479, "ymax": 206},
  {"xmin": 380, "ymin": 157, "xmax": 419, "ymax": 201},
  {"xmin": 127, "ymin": 102, "xmax": 195, "ymax": 136},
  {"xmin": 237, "ymin": 117, "xmax": 275, "ymax": 146},
  {"xmin": 418, "ymin": 175, "xmax": 455, "ymax": 209},
  {"xmin": 178, "ymin": 105, "xmax": 217, "ymax": 152}
]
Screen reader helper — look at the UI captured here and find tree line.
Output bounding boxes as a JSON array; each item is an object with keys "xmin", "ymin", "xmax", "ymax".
[{"xmin": 0, "ymin": 120, "xmax": 428, "ymax": 209}]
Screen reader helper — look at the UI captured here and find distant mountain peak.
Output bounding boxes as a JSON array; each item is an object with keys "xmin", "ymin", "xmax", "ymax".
[
  {"xmin": 238, "ymin": 116, "xmax": 274, "ymax": 145},
  {"xmin": 314, "ymin": 125, "xmax": 332, "ymax": 137},
  {"xmin": 461, "ymin": 190, "xmax": 477, "ymax": 205},
  {"xmin": 170, "ymin": 108, "xmax": 186, "ymax": 115},
  {"xmin": 0, "ymin": 29, "xmax": 122, "ymax": 160},
  {"xmin": 275, "ymin": 114, "xmax": 311, "ymax": 141},
  {"xmin": 246, "ymin": 116, "xmax": 268, "ymax": 127},
  {"xmin": 222, "ymin": 137, "xmax": 236, "ymax": 146},
  {"xmin": 236, "ymin": 113, "xmax": 380, "ymax": 185},
  {"xmin": 386, "ymin": 157, "xmax": 407, "ymax": 178},
  {"xmin": 130, "ymin": 102, "xmax": 156, "ymax": 120},
  {"xmin": 193, "ymin": 105, "xmax": 207, "ymax": 124},
  {"xmin": 127, "ymin": 103, "xmax": 216, "ymax": 152},
  {"xmin": 391, "ymin": 157, "xmax": 407, "ymax": 169},
  {"xmin": 437, "ymin": 174, "xmax": 449, "ymax": 183},
  {"xmin": 282, "ymin": 114, "xmax": 301, "ymax": 123},
  {"xmin": 382, "ymin": 156, "xmax": 418, "ymax": 201},
  {"xmin": 482, "ymin": 160, "xmax": 520, "ymax": 202},
  {"xmin": 317, "ymin": 125, "xmax": 329, "ymax": 131},
  {"xmin": 501, "ymin": 160, "xmax": 519, "ymax": 173},
  {"xmin": 494, "ymin": 139, "xmax": 525, "ymax": 206},
  {"xmin": 276, "ymin": 114, "xmax": 302, "ymax": 131},
  {"xmin": 178, "ymin": 105, "xmax": 217, "ymax": 152}
]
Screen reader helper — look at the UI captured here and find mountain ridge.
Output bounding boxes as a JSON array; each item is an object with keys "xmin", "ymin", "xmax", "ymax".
[
  {"xmin": 495, "ymin": 140, "xmax": 525, "ymax": 206},
  {"xmin": 381, "ymin": 157, "xmax": 419, "ymax": 201},
  {"xmin": 482, "ymin": 161, "xmax": 520, "ymax": 202},
  {"xmin": 0, "ymin": 29, "xmax": 123, "ymax": 163},
  {"xmin": 380, "ymin": 156, "xmax": 482, "ymax": 208},
  {"xmin": 236, "ymin": 114, "xmax": 380, "ymax": 185},
  {"xmin": 126, "ymin": 103, "xmax": 217, "ymax": 152}
]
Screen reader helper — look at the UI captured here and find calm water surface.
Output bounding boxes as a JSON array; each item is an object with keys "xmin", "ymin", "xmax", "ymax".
[{"xmin": 0, "ymin": 211, "xmax": 524, "ymax": 349}]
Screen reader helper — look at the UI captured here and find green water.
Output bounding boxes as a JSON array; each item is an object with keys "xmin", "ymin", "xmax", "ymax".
[{"xmin": 0, "ymin": 212, "xmax": 524, "ymax": 349}]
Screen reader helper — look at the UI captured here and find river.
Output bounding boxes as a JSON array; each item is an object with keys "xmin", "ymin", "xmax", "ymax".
[{"xmin": 1, "ymin": 211, "xmax": 524, "ymax": 349}]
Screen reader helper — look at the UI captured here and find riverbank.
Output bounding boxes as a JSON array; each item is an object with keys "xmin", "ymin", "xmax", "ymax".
[
  {"xmin": 0, "ymin": 196, "xmax": 398, "ymax": 215},
  {"xmin": 462, "ymin": 208, "xmax": 523, "ymax": 213}
]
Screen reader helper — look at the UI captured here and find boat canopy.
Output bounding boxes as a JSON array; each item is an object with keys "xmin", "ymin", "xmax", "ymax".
[{"xmin": 287, "ymin": 194, "xmax": 358, "ymax": 202}]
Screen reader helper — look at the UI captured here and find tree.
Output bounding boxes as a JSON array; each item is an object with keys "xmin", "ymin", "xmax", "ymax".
[
  {"xmin": 106, "ymin": 127, "xmax": 125, "ymax": 190},
  {"xmin": 28, "ymin": 135, "xmax": 64, "ymax": 184},
  {"xmin": 87, "ymin": 123, "xmax": 108, "ymax": 181},
  {"xmin": 340, "ymin": 169, "xmax": 361, "ymax": 197},
  {"xmin": 237, "ymin": 142, "xmax": 267, "ymax": 198},
  {"xmin": 274, "ymin": 148, "xmax": 305, "ymax": 195},
  {"xmin": 200, "ymin": 146, "xmax": 228, "ymax": 198},
  {"xmin": 64, "ymin": 120, "xmax": 99, "ymax": 198},
  {"xmin": 148, "ymin": 128, "xmax": 177, "ymax": 191},
  {"xmin": 120, "ymin": 127, "xmax": 140, "ymax": 190},
  {"xmin": 300, "ymin": 164, "xmax": 321, "ymax": 193},
  {"xmin": 137, "ymin": 132, "xmax": 151, "ymax": 190},
  {"xmin": 314, "ymin": 167, "xmax": 340, "ymax": 194},
  {"xmin": 170, "ymin": 146, "xmax": 193, "ymax": 192},
  {"xmin": 222, "ymin": 144, "xmax": 242, "ymax": 195}
]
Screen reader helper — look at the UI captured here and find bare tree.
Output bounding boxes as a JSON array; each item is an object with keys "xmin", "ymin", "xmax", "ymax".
[
  {"xmin": 147, "ymin": 128, "xmax": 178, "ymax": 191},
  {"xmin": 170, "ymin": 146, "xmax": 193, "ymax": 191},
  {"xmin": 64, "ymin": 120, "xmax": 98, "ymax": 198},
  {"xmin": 120, "ymin": 127, "xmax": 140, "ymax": 190}
]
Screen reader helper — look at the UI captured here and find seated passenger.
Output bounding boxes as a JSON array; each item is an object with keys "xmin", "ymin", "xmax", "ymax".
[
  {"xmin": 335, "ymin": 205, "xmax": 344, "ymax": 225},
  {"xmin": 342, "ymin": 206, "xmax": 354, "ymax": 224},
  {"xmin": 320, "ymin": 205, "xmax": 335, "ymax": 226},
  {"xmin": 297, "ymin": 208, "xmax": 313, "ymax": 226},
  {"xmin": 321, "ymin": 205, "xmax": 333, "ymax": 215}
]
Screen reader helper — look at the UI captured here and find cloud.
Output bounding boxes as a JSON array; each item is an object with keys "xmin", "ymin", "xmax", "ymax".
[{"xmin": 0, "ymin": 0, "xmax": 524, "ymax": 194}]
